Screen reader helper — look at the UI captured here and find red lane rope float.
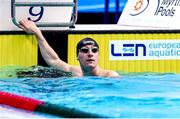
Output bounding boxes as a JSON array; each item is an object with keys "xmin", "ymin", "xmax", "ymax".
[
  {"xmin": 0, "ymin": 91, "xmax": 105, "ymax": 118},
  {"xmin": 0, "ymin": 91, "xmax": 44, "ymax": 111}
]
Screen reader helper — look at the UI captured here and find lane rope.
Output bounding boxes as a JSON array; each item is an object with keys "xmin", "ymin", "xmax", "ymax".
[{"xmin": 0, "ymin": 91, "xmax": 105, "ymax": 118}]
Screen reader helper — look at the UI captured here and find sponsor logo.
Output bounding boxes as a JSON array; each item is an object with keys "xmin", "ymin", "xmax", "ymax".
[
  {"xmin": 129, "ymin": 0, "xmax": 150, "ymax": 16},
  {"xmin": 154, "ymin": 0, "xmax": 176, "ymax": 16},
  {"xmin": 110, "ymin": 40, "xmax": 180, "ymax": 60},
  {"xmin": 130, "ymin": 0, "xmax": 179, "ymax": 17},
  {"xmin": 111, "ymin": 43, "xmax": 146, "ymax": 57}
]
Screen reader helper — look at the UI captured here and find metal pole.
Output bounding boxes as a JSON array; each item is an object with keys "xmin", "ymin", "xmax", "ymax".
[
  {"xmin": 104, "ymin": 0, "xmax": 109, "ymax": 24},
  {"xmin": 115, "ymin": 0, "xmax": 119, "ymax": 23}
]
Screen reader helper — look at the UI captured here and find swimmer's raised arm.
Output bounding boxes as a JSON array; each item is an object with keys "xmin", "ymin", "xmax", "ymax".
[
  {"xmin": 19, "ymin": 20, "xmax": 79, "ymax": 74},
  {"xmin": 19, "ymin": 20, "xmax": 119, "ymax": 77}
]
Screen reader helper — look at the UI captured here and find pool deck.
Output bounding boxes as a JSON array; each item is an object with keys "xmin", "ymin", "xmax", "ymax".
[
  {"xmin": 1, "ymin": 24, "xmax": 180, "ymax": 32},
  {"xmin": 34, "ymin": 24, "xmax": 180, "ymax": 31},
  {"xmin": 0, "ymin": 105, "xmax": 55, "ymax": 119}
]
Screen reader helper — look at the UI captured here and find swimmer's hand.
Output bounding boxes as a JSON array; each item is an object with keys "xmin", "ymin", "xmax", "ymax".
[{"xmin": 19, "ymin": 20, "xmax": 41, "ymax": 35}]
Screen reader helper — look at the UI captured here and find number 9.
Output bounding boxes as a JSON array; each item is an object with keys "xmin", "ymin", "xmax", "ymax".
[{"xmin": 28, "ymin": 6, "xmax": 44, "ymax": 22}]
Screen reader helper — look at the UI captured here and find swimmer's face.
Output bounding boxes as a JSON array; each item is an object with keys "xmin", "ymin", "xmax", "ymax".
[{"xmin": 77, "ymin": 45, "xmax": 99, "ymax": 68}]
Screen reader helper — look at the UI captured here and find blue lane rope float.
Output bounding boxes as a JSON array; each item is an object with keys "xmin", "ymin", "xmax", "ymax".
[{"xmin": 0, "ymin": 91, "xmax": 106, "ymax": 118}]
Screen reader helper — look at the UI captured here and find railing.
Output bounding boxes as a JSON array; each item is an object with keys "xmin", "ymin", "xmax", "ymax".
[
  {"xmin": 104, "ymin": 0, "xmax": 120, "ymax": 24},
  {"xmin": 11, "ymin": 0, "xmax": 77, "ymax": 28}
]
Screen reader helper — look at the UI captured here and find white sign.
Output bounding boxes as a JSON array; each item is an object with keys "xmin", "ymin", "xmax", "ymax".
[
  {"xmin": 0, "ymin": 0, "xmax": 74, "ymax": 31},
  {"xmin": 118, "ymin": 0, "xmax": 180, "ymax": 28},
  {"xmin": 110, "ymin": 40, "xmax": 180, "ymax": 60}
]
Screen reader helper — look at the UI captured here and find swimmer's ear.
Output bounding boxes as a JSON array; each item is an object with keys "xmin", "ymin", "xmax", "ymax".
[{"xmin": 76, "ymin": 55, "xmax": 79, "ymax": 60}]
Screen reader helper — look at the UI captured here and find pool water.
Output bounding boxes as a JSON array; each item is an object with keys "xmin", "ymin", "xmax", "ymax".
[{"xmin": 0, "ymin": 73, "xmax": 180, "ymax": 118}]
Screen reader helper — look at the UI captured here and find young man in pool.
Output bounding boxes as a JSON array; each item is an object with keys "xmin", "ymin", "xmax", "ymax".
[{"xmin": 19, "ymin": 20, "xmax": 119, "ymax": 77}]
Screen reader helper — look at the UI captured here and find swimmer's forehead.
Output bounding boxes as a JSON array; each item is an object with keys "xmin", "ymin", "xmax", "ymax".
[{"xmin": 81, "ymin": 45, "xmax": 98, "ymax": 49}]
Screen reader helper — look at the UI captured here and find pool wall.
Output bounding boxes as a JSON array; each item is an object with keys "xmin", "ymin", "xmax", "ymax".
[
  {"xmin": 1, "ymin": 30, "xmax": 180, "ymax": 74},
  {"xmin": 0, "ymin": 34, "xmax": 37, "ymax": 67},
  {"xmin": 68, "ymin": 31, "xmax": 180, "ymax": 73}
]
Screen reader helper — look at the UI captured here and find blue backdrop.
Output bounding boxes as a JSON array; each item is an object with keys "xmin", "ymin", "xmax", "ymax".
[{"xmin": 78, "ymin": 0, "xmax": 127, "ymax": 12}]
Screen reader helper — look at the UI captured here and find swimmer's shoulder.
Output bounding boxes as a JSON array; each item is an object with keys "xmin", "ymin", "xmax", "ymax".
[
  {"xmin": 107, "ymin": 70, "xmax": 119, "ymax": 77},
  {"xmin": 69, "ymin": 65, "xmax": 83, "ymax": 77},
  {"xmin": 100, "ymin": 69, "xmax": 119, "ymax": 77}
]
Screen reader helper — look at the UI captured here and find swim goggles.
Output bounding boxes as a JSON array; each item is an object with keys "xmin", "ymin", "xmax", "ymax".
[{"xmin": 79, "ymin": 47, "xmax": 99, "ymax": 53}]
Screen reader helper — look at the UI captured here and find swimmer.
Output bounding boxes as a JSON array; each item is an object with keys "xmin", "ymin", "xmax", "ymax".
[{"xmin": 19, "ymin": 20, "xmax": 119, "ymax": 77}]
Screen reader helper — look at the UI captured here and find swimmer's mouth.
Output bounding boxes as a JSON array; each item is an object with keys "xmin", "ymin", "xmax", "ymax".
[{"xmin": 86, "ymin": 59, "xmax": 95, "ymax": 62}]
